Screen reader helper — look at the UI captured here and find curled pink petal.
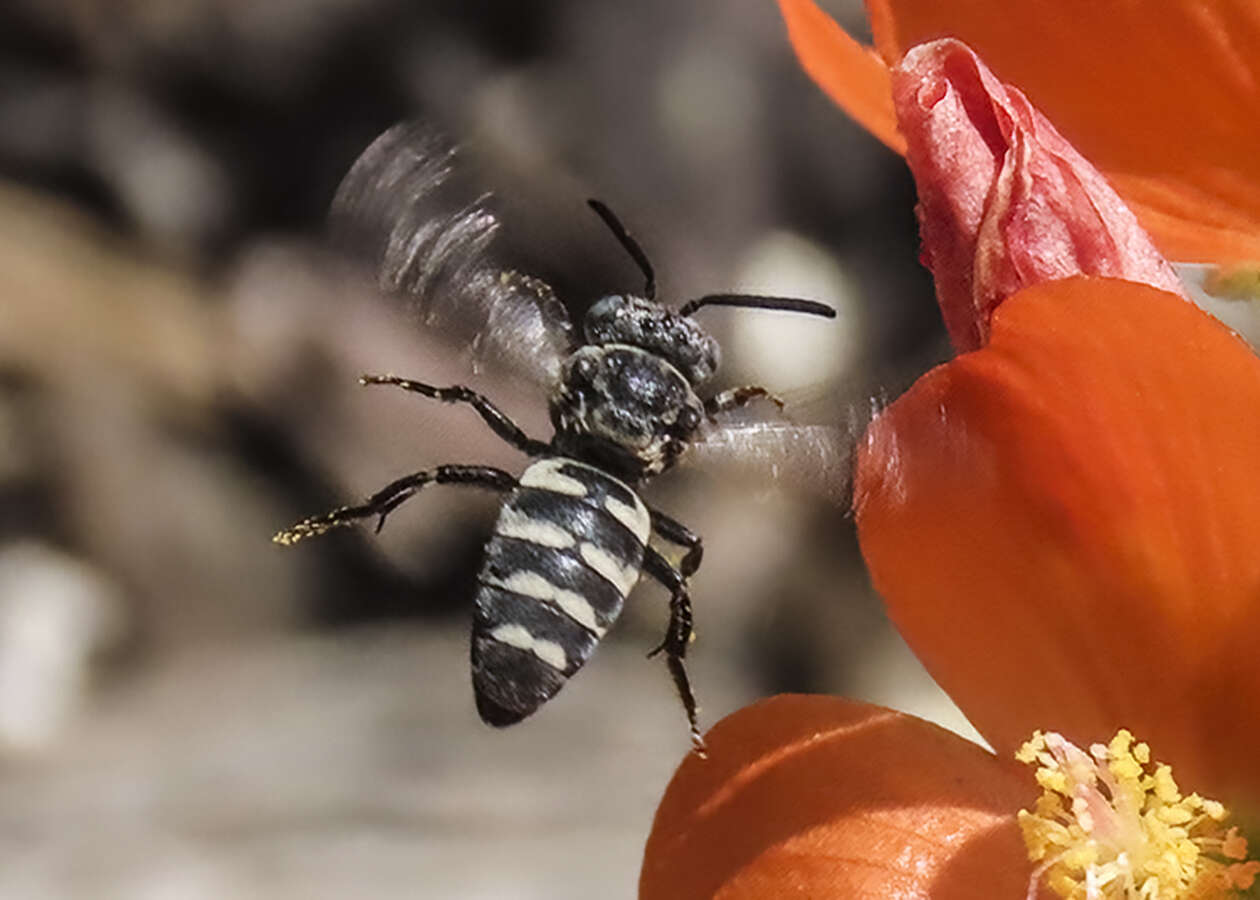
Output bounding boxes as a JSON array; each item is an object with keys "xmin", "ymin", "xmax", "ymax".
[{"xmin": 892, "ymin": 39, "xmax": 1186, "ymax": 351}]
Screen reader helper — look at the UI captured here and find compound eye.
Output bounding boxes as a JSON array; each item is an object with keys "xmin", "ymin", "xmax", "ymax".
[{"xmin": 677, "ymin": 406, "xmax": 702, "ymax": 433}]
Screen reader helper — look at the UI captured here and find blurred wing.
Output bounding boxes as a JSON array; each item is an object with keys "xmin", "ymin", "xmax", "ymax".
[
  {"xmin": 684, "ymin": 420, "xmax": 858, "ymax": 508},
  {"xmin": 331, "ymin": 122, "xmax": 574, "ymax": 385}
]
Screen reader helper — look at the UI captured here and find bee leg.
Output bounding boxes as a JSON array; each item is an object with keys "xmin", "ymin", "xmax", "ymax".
[
  {"xmin": 648, "ymin": 507, "xmax": 703, "ymax": 577},
  {"xmin": 274, "ymin": 464, "xmax": 516, "ymax": 545},
  {"xmin": 642, "ymin": 546, "xmax": 705, "ymax": 756},
  {"xmin": 704, "ymin": 385, "xmax": 786, "ymax": 421},
  {"xmin": 360, "ymin": 375, "xmax": 551, "ymax": 457}
]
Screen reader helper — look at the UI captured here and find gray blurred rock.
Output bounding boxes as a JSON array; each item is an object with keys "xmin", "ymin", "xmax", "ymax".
[{"xmin": 0, "ymin": 627, "xmax": 752, "ymax": 899}]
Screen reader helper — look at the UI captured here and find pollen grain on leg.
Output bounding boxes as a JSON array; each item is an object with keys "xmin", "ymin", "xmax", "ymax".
[
  {"xmin": 1016, "ymin": 730, "xmax": 1260, "ymax": 899},
  {"xmin": 272, "ymin": 510, "xmax": 355, "ymax": 545}
]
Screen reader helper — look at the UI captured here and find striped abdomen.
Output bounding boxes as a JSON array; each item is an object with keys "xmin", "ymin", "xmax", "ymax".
[{"xmin": 471, "ymin": 457, "xmax": 650, "ymax": 726}]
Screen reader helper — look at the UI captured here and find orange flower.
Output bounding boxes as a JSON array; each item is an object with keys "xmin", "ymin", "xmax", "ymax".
[
  {"xmin": 642, "ymin": 20, "xmax": 1260, "ymax": 900},
  {"xmin": 856, "ymin": 39, "xmax": 1260, "ymax": 812},
  {"xmin": 777, "ymin": 0, "xmax": 1260, "ymax": 264},
  {"xmin": 854, "ymin": 273, "xmax": 1260, "ymax": 817},
  {"xmin": 846, "ymin": 35, "xmax": 1260, "ymax": 823},
  {"xmin": 644, "ymin": 272, "xmax": 1260, "ymax": 897},
  {"xmin": 641, "ymin": 695, "xmax": 1038, "ymax": 899},
  {"xmin": 642, "ymin": 699, "xmax": 1257, "ymax": 898}
]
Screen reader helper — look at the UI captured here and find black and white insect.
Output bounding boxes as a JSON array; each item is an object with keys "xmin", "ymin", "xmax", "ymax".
[{"xmin": 275, "ymin": 124, "xmax": 844, "ymax": 752}]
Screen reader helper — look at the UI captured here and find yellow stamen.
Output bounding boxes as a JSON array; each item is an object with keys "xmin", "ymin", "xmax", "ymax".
[{"xmin": 1016, "ymin": 730, "xmax": 1260, "ymax": 899}]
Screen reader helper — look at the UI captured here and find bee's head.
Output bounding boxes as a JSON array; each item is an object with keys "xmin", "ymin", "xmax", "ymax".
[
  {"xmin": 582, "ymin": 294, "xmax": 720, "ymax": 387},
  {"xmin": 579, "ymin": 200, "xmax": 834, "ymax": 389}
]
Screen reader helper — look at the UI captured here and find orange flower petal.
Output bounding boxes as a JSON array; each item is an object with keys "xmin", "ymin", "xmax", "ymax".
[
  {"xmin": 1108, "ymin": 171, "xmax": 1260, "ymax": 265},
  {"xmin": 854, "ymin": 277, "xmax": 1260, "ymax": 808},
  {"xmin": 641, "ymin": 695, "xmax": 1036, "ymax": 900},
  {"xmin": 781, "ymin": 0, "xmax": 1260, "ymax": 262},
  {"xmin": 776, "ymin": 0, "xmax": 905, "ymax": 154}
]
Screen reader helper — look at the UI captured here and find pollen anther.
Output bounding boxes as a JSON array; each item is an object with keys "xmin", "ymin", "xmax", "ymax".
[{"xmin": 1016, "ymin": 730, "xmax": 1260, "ymax": 899}]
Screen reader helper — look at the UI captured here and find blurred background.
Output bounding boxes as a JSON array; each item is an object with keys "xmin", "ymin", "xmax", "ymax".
[{"xmin": 0, "ymin": 0, "xmax": 971, "ymax": 897}]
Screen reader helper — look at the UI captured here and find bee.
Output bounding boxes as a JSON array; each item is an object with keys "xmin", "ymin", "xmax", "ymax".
[{"xmin": 275, "ymin": 124, "xmax": 843, "ymax": 752}]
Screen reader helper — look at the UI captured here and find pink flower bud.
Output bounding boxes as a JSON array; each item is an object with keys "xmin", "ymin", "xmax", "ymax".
[{"xmin": 893, "ymin": 39, "xmax": 1186, "ymax": 352}]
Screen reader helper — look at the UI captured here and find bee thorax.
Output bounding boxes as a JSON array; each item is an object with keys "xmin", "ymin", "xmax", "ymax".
[{"xmin": 550, "ymin": 344, "xmax": 704, "ymax": 479}]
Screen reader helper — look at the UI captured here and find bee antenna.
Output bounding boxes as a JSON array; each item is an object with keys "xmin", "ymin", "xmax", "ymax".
[
  {"xmin": 587, "ymin": 198, "xmax": 656, "ymax": 300},
  {"xmin": 677, "ymin": 294, "xmax": 837, "ymax": 319}
]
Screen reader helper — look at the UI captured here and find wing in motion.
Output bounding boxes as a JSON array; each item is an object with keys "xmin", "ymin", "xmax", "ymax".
[
  {"xmin": 685, "ymin": 419, "xmax": 859, "ymax": 508},
  {"xmin": 331, "ymin": 122, "xmax": 575, "ymax": 385}
]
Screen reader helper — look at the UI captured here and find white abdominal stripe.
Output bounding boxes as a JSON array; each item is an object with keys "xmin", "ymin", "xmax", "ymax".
[
  {"xmin": 517, "ymin": 458, "xmax": 650, "ymax": 544},
  {"xmin": 602, "ymin": 493, "xmax": 650, "ymax": 544},
  {"xmin": 518, "ymin": 457, "xmax": 592, "ymax": 498},
  {"xmin": 578, "ymin": 542, "xmax": 640, "ymax": 596},
  {"xmin": 487, "ymin": 623, "xmax": 568, "ymax": 671},
  {"xmin": 471, "ymin": 456, "xmax": 651, "ymax": 680},
  {"xmin": 483, "ymin": 570, "xmax": 607, "ymax": 636},
  {"xmin": 495, "ymin": 506, "xmax": 576, "ymax": 549},
  {"xmin": 472, "ymin": 581, "xmax": 601, "ymax": 677}
]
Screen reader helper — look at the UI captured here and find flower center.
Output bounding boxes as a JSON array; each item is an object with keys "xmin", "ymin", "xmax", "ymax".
[{"xmin": 1016, "ymin": 730, "xmax": 1260, "ymax": 899}]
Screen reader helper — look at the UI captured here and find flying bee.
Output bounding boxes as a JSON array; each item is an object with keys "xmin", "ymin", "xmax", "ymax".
[{"xmin": 275, "ymin": 124, "xmax": 846, "ymax": 753}]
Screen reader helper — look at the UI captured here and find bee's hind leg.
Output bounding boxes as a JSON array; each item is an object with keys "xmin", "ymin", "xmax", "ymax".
[
  {"xmin": 642, "ymin": 546, "xmax": 705, "ymax": 757},
  {"xmin": 274, "ymin": 464, "xmax": 516, "ymax": 545}
]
